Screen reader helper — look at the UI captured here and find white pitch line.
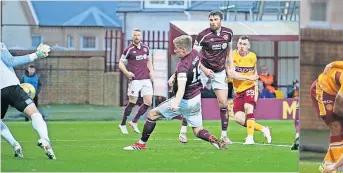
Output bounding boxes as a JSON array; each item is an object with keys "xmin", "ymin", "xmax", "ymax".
[{"xmin": 1, "ymin": 139, "xmax": 292, "ymax": 147}]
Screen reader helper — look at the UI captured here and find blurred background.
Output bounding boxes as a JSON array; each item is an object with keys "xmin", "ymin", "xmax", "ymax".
[{"xmin": 300, "ymin": 0, "xmax": 343, "ymax": 172}]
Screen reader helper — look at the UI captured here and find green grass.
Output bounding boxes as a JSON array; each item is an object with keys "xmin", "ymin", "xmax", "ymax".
[
  {"xmin": 1, "ymin": 120, "xmax": 298, "ymax": 172},
  {"xmin": 299, "ymin": 162, "xmax": 320, "ymax": 173},
  {"xmin": 5, "ymin": 104, "xmax": 125, "ymax": 121}
]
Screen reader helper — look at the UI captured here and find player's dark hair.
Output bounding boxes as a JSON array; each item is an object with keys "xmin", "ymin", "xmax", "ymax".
[
  {"xmin": 28, "ymin": 64, "xmax": 35, "ymax": 68},
  {"xmin": 239, "ymin": 35, "xmax": 250, "ymax": 41},
  {"xmin": 209, "ymin": 10, "xmax": 223, "ymax": 20}
]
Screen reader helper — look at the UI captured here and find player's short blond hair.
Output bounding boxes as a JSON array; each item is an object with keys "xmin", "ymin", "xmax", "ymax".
[
  {"xmin": 173, "ymin": 35, "xmax": 192, "ymax": 53},
  {"xmin": 132, "ymin": 28, "xmax": 141, "ymax": 32}
]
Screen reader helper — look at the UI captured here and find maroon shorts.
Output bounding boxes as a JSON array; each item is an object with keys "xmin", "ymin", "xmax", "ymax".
[
  {"xmin": 310, "ymin": 80, "xmax": 343, "ymax": 125},
  {"xmin": 233, "ymin": 86, "xmax": 256, "ymax": 114}
]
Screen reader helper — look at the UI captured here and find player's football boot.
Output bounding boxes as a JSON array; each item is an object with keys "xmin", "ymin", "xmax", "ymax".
[
  {"xmin": 209, "ymin": 135, "xmax": 227, "ymax": 150},
  {"xmin": 37, "ymin": 138, "xmax": 56, "ymax": 160},
  {"xmin": 13, "ymin": 143, "xmax": 24, "ymax": 159},
  {"xmin": 290, "ymin": 136, "xmax": 299, "ymax": 150},
  {"xmin": 221, "ymin": 135, "xmax": 233, "ymax": 145},
  {"xmin": 118, "ymin": 124, "xmax": 129, "ymax": 134},
  {"xmin": 179, "ymin": 132, "xmax": 188, "ymax": 143},
  {"xmin": 123, "ymin": 142, "xmax": 147, "ymax": 150},
  {"xmin": 128, "ymin": 121, "xmax": 141, "ymax": 133},
  {"xmin": 263, "ymin": 126, "xmax": 272, "ymax": 144},
  {"xmin": 243, "ymin": 136, "xmax": 255, "ymax": 145}
]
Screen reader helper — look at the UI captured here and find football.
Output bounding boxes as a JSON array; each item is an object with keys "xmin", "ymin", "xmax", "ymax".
[{"xmin": 20, "ymin": 83, "xmax": 36, "ymax": 99}]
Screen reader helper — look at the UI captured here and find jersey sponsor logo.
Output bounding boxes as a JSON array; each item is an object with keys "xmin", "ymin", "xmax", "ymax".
[
  {"xmin": 212, "ymin": 43, "xmax": 225, "ymax": 50},
  {"xmin": 135, "ymin": 54, "xmax": 147, "ymax": 60},
  {"xmin": 323, "ymin": 100, "xmax": 333, "ymax": 104},
  {"xmin": 235, "ymin": 66, "xmax": 255, "ymax": 73}
]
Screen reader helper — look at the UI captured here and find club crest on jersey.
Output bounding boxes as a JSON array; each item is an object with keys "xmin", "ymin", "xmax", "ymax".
[
  {"xmin": 143, "ymin": 48, "xmax": 148, "ymax": 52},
  {"xmin": 222, "ymin": 43, "xmax": 227, "ymax": 49},
  {"xmin": 326, "ymin": 104, "xmax": 333, "ymax": 111},
  {"xmin": 223, "ymin": 34, "xmax": 229, "ymax": 40},
  {"xmin": 210, "ymin": 38, "xmax": 214, "ymax": 42}
]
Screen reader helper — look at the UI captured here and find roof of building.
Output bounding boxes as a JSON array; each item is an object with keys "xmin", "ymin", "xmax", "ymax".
[{"xmin": 31, "ymin": 1, "xmax": 122, "ymax": 27}]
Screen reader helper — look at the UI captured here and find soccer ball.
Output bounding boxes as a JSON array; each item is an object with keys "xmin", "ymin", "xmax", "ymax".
[{"xmin": 20, "ymin": 83, "xmax": 36, "ymax": 99}]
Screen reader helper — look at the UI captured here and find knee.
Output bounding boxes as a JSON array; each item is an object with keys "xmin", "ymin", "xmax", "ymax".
[
  {"xmin": 244, "ymin": 103, "xmax": 254, "ymax": 114},
  {"xmin": 24, "ymin": 103, "xmax": 39, "ymax": 116},
  {"xmin": 147, "ymin": 109, "xmax": 158, "ymax": 121},
  {"xmin": 144, "ymin": 100, "xmax": 152, "ymax": 106},
  {"xmin": 234, "ymin": 112, "xmax": 245, "ymax": 125},
  {"xmin": 218, "ymin": 99, "xmax": 228, "ymax": 108},
  {"xmin": 143, "ymin": 96, "xmax": 152, "ymax": 106}
]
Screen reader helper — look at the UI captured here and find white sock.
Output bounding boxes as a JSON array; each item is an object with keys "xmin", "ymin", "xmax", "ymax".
[
  {"xmin": 1, "ymin": 120, "xmax": 18, "ymax": 146},
  {"xmin": 31, "ymin": 112, "xmax": 50, "ymax": 141},
  {"xmin": 246, "ymin": 135, "xmax": 254, "ymax": 140},
  {"xmin": 221, "ymin": 131, "xmax": 227, "ymax": 137},
  {"xmin": 138, "ymin": 140, "xmax": 146, "ymax": 144},
  {"xmin": 180, "ymin": 126, "xmax": 187, "ymax": 133},
  {"xmin": 295, "ymin": 133, "xmax": 299, "ymax": 139}
]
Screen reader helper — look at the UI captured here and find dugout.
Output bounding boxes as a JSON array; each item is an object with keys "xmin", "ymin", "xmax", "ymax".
[{"xmin": 169, "ymin": 21, "xmax": 299, "ymax": 94}]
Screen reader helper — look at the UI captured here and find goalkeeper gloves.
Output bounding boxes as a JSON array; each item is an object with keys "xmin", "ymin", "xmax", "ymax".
[{"xmin": 35, "ymin": 43, "xmax": 51, "ymax": 59}]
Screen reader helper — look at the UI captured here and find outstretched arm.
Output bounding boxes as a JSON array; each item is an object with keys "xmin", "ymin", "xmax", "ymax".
[
  {"xmin": 1, "ymin": 43, "xmax": 35, "ymax": 67},
  {"xmin": 1, "ymin": 43, "xmax": 50, "ymax": 67}
]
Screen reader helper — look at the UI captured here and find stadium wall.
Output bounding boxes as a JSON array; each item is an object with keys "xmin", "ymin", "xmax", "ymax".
[
  {"xmin": 300, "ymin": 28, "xmax": 343, "ymax": 130},
  {"xmin": 12, "ymin": 50, "xmax": 121, "ymax": 106}
]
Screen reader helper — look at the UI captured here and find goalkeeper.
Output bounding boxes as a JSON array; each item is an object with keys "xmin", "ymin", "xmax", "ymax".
[
  {"xmin": 309, "ymin": 61, "xmax": 343, "ymax": 173},
  {"xmin": 1, "ymin": 42, "xmax": 56, "ymax": 160}
]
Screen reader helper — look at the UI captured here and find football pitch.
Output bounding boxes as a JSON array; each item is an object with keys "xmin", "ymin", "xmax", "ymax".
[
  {"xmin": 299, "ymin": 162, "xmax": 320, "ymax": 173},
  {"xmin": 1, "ymin": 120, "xmax": 298, "ymax": 172}
]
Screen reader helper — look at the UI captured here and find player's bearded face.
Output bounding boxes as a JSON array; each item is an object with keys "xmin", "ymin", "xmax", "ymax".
[
  {"xmin": 237, "ymin": 39, "xmax": 250, "ymax": 55},
  {"xmin": 209, "ymin": 15, "xmax": 221, "ymax": 31},
  {"xmin": 132, "ymin": 31, "xmax": 141, "ymax": 45}
]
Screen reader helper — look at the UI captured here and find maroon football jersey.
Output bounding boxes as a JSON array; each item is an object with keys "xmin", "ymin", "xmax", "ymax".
[
  {"xmin": 173, "ymin": 49, "xmax": 203, "ymax": 99},
  {"xmin": 194, "ymin": 27, "xmax": 233, "ymax": 72},
  {"xmin": 121, "ymin": 43, "xmax": 150, "ymax": 80}
]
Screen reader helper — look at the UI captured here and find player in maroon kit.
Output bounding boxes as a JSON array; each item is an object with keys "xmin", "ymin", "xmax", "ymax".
[
  {"xmin": 123, "ymin": 35, "xmax": 226, "ymax": 150},
  {"xmin": 118, "ymin": 29, "xmax": 153, "ymax": 134},
  {"xmin": 179, "ymin": 11, "xmax": 233, "ymax": 144}
]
